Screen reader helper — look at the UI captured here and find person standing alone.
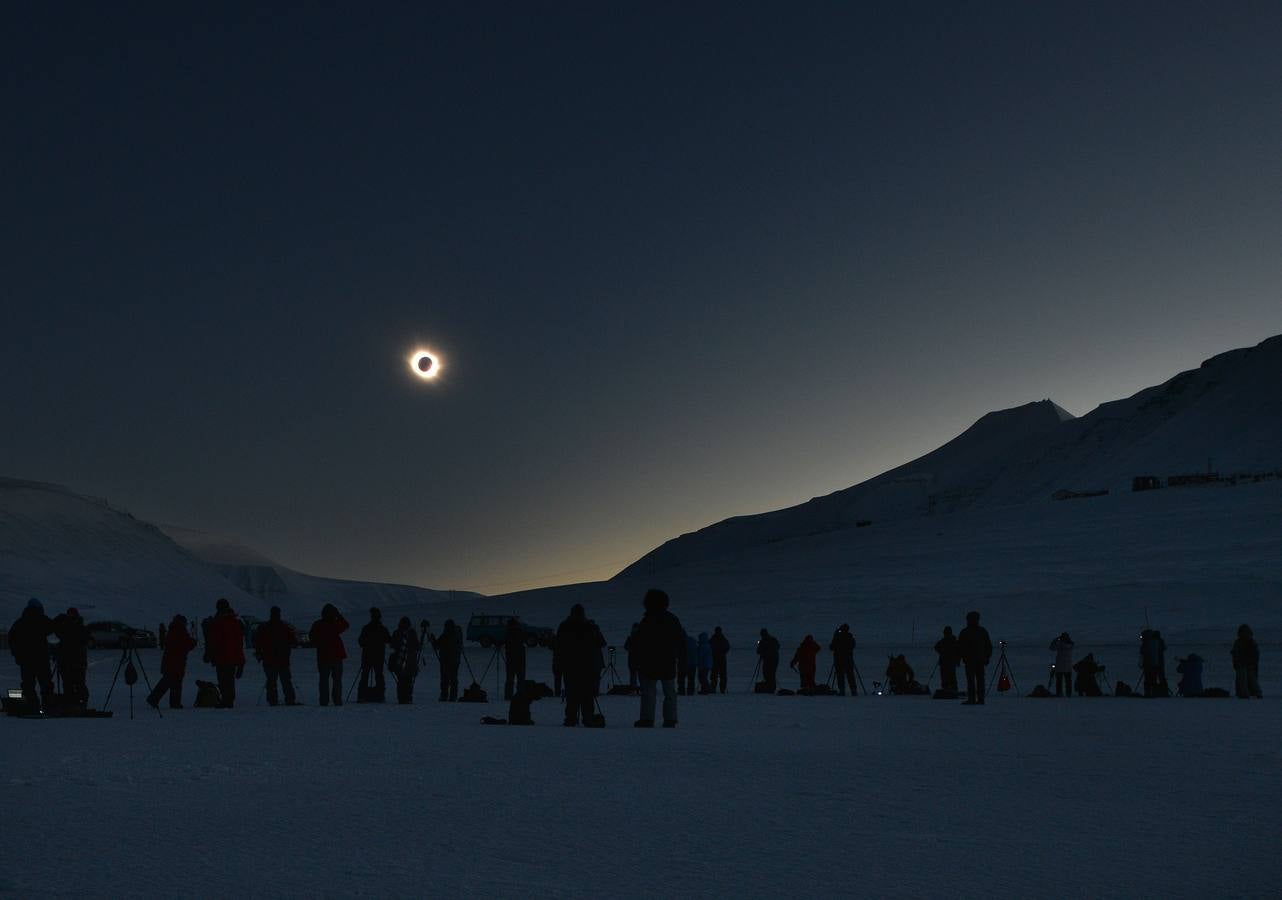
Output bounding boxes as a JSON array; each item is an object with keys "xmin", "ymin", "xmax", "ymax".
[
  {"xmin": 709, "ymin": 626, "xmax": 730, "ymax": 694},
  {"xmin": 958, "ymin": 611, "xmax": 992, "ymax": 705}
]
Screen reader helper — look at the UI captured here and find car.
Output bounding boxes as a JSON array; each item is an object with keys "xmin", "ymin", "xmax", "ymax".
[
  {"xmin": 86, "ymin": 621, "xmax": 158, "ymax": 649},
  {"xmin": 465, "ymin": 614, "xmax": 555, "ymax": 649}
]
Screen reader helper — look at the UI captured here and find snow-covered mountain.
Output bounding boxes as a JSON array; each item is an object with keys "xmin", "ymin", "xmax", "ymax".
[
  {"xmin": 620, "ymin": 335, "xmax": 1282, "ymax": 578},
  {"xmin": 0, "ymin": 478, "xmax": 469, "ymax": 626}
]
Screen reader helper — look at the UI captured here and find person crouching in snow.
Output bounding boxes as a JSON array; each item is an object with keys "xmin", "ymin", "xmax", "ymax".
[
  {"xmin": 148, "ymin": 615, "xmax": 198, "ymax": 709},
  {"xmin": 790, "ymin": 635, "xmax": 821, "ymax": 691}
]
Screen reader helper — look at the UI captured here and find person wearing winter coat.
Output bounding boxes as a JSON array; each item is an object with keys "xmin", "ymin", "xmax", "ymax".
[
  {"xmin": 206, "ymin": 598, "xmax": 246, "ymax": 708},
  {"xmin": 632, "ymin": 589, "xmax": 685, "ymax": 727},
  {"xmin": 1072, "ymin": 654, "xmax": 1104, "ymax": 697},
  {"xmin": 1231, "ymin": 624, "xmax": 1262, "ymax": 698},
  {"xmin": 790, "ymin": 635, "xmax": 821, "ymax": 691},
  {"xmin": 934, "ymin": 626, "xmax": 961, "ymax": 694},
  {"xmin": 430, "ymin": 619, "xmax": 463, "ymax": 702},
  {"xmin": 757, "ymin": 629, "xmax": 781, "ymax": 693},
  {"xmin": 958, "ymin": 611, "xmax": 993, "ymax": 705},
  {"xmin": 52, "ymin": 607, "xmax": 91, "ymax": 709},
  {"xmin": 829, "ymin": 624, "xmax": 857, "ymax": 696},
  {"xmin": 885, "ymin": 654, "xmax": 915, "ymax": 694},
  {"xmin": 1139, "ymin": 629, "xmax": 1168, "ymax": 697},
  {"xmin": 695, "ymin": 632, "xmax": 714, "ymax": 694},
  {"xmin": 503, "ymin": 618, "xmax": 528, "ymax": 701},
  {"xmin": 1176, "ymin": 654, "xmax": 1205, "ymax": 697},
  {"xmin": 388, "ymin": 617, "xmax": 421, "ymax": 705},
  {"xmin": 357, "ymin": 607, "xmax": 392, "ymax": 702},
  {"xmin": 148, "ymin": 614, "xmax": 198, "ymax": 708},
  {"xmin": 1049, "ymin": 633, "xmax": 1075, "ymax": 697},
  {"xmin": 9, "ymin": 599, "xmax": 55, "ymax": 710},
  {"xmin": 253, "ymin": 606, "xmax": 299, "ymax": 706},
  {"xmin": 623, "ymin": 623, "xmax": 642, "ymax": 690},
  {"xmin": 677, "ymin": 631, "xmax": 697, "ymax": 696},
  {"xmin": 557, "ymin": 604, "xmax": 605, "ymax": 727},
  {"xmin": 309, "ymin": 603, "xmax": 350, "ymax": 706},
  {"xmin": 709, "ymin": 626, "xmax": 730, "ymax": 694}
]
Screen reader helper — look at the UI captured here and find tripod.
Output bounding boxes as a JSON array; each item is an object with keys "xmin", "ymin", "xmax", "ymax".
[
  {"xmin": 747, "ymin": 657, "xmax": 762, "ymax": 692},
  {"xmin": 102, "ymin": 639, "xmax": 161, "ymax": 720},
  {"xmin": 826, "ymin": 658, "xmax": 867, "ymax": 695},
  {"xmin": 986, "ymin": 642, "xmax": 1019, "ymax": 697},
  {"xmin": 477, "ymin": 643, "xmax": 506, "ymax": 697},
  {"xmin": 601, "ymin": 647, "xmax": 625, "ymax": 691}
]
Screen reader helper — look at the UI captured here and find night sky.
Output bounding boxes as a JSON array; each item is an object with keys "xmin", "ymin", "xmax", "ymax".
[{"xmin": 5, "ymin": 3, "xmax": 1281, "ymax": 592}]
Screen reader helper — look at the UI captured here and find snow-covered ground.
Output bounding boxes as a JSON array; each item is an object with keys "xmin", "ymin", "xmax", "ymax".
[{"xmin": 1, "ymin": 647, "xmax": 1277, "ymax": 898}]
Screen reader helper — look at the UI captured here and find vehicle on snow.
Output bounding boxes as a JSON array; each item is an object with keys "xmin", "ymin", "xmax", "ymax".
[
  {"xmin": 465, "ymin": 614, "xmax": 554, "ymax": 648},
  {"xmin": 86, "ymin": 621, "xmax": 158, "ymax": 649}
]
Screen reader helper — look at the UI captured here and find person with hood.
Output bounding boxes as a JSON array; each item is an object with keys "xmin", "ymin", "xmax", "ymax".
[
  {"xmin": 9, "ymin": 599, "xmax": 55, "ymax": 711},
  {"xmin": 557, "ymin": 604, "xmax": 605, "ymax": 726},
  {"xmin": 309, "ymin": 603, "xmax": 350, "ymax": 706},
  {"xmin": 695, "ymin": 632, "xmax": 714, "ymax": 694},
  {"xmin": 1072, "ymin": 654, "xmax": 1104, "ymax": 697},
  {"xmin": 206, "ymin": 598, "xmax": 246, "ymax": 708},
  {"xmin": 934, "ymin": 626, "xmax": 961, "ymax": 694},
  {"xmin": 503, "ymin": 617, "xmax": 528, "ymax": 701},
  {"xmin": 757, "ymin": 629, "xmax": 781, "ymax": 693},
  {"xmin": 623, "ymin": 622, "xmax": 642, "ymax": 690},
  {"xmin": 632, "ymin": 588, "xmax": 685, "ymax": 727},
  {"xmin": 885, "ymin": 654, "xmax": 915, "ymax": 694},
  {"xmin": 430, "ymin": 619, "xmax": 463, "ymax": 702},
  {"xmin": 52, "ymin": 607, "xmax": 91, "ymax": 709},
  {"xmin": 709, "ymin": 626, "xmax": 730, "ymax": 694},
  {"xmin": 253, "ymin": 606, "xmax": 299, "ymax": 706},
  {"xmin": 958, "ymin": 610, "xmax": 993, "ymax": 705},
  {"xmin": 1231, "ymin": 624, "xmax": 1262, "ymax": 698},
  {"xmin": 357, "ymin": 607, "xmax": 391, "ymax": 702},
  {"xmin": 1176, "ymin": 654, "xmax": 1205, "ymax": 697},
  {"xmin": 1049, "ymin": 632, "xmax": 1075, "ymax": 697},
  {"xmin": 388, "ymin": 617, "xmax": 421, "ymax": 705},
  {"xmin": 829, "ymin": 624, "xmax": 857, "ymax": 696},
  {"xmin": 1139, "ymin": 629, "xmax": 1168, "ymax": 697},
  {"xmin": 148, "ymin": 614, "xmax": 198, "ymax": 708},
  {"xmin": 790, "ymin": 635, "xmax": 821, "ymax": 691}
]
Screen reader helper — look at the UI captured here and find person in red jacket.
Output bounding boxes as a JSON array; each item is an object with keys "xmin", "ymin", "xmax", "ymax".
[
  {"xmin": 253, "ymin": 606, "xmax": 299, "ymax": 706},
  {"xmin": 309, "ymin": 603, "xmax": 349, "ymax": 706},
  {"xmin": 206, "ymin": 598, "xmax": 246, "ymax": 708},
  {"xmin": 147, "ymin": 614, "xmax": 198, "ymax": 709},
  {"xmin": 790, "ymin": 634, "xmax": 821, "ymax": 691}
]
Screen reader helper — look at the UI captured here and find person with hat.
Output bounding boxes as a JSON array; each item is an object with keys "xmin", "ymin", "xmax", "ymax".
[
  {"xmin": 9, "ymin": 599, "xmax": 55, "ymax": 711},
  {"xmin": 52, "ymin": 607, "xmax": 91, "ymax": 708}
]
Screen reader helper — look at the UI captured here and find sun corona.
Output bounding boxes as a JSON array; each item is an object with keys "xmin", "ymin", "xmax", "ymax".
[{"xmin": 408, "ymin": 349, "xmax": 441, "ymax": 380}]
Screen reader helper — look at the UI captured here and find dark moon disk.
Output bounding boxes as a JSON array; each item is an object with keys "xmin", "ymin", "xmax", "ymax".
[{"xmin": 418, "ymin": 356, "xmax": 434, "ymax": 373}]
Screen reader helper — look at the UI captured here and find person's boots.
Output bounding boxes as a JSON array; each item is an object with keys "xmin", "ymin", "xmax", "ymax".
[
  {"xmin": 662, "ymin": 720, "xmax": 677, "ymax": 728},
  {"xmin": 634, "ymin": 718, "xmax": 654, "ymax": 728}
]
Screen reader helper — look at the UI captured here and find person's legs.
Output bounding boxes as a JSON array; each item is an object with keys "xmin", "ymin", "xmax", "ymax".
[
  {"xmin": 965, "ymin": 664, "xmax": 979, "ymax": 703},
  {"xmin": 281, "ymin": 667, "xmax": 297, "ymax": 704},
  {"xmin": 975, "ymin": 665, "xmax": 986, "ymax": 703},
  {"xmin": 331, "ymin": 661, "xmax": 344, "ymax": 705},
  {"xmin": 765, "ymin": 660, "xmax": 778, "ymax": 693},
  {"xmin": 264, "ymin": 666, "xmax": 280, "ymax": 706},
  {"xmin": 1249, "ymin": 665, "xmax": 1262, "ymax": 697},
  {"xmin": 373, "ymin": 660, "xmax": 385, "ymax": 694},
  {"xmin": 147, "ymin": 674, "xmax": 171, "ymax": 707},
  {"xmin": 448, "ymin": 665, "xmax": 458, "ymax": 701},
  {"xmin": 1235, "ymin": 667, "xmax": 1248, "ymax": 698},
  {"xmin": 397, "ymin": 674, "xmax": 413, "ymax": 704},
  {"xmin": 698, "ymin": 667, "xmax": 710, "ymax": 693},
  {"xmin": 505, "ymin": 666, "xmax": 517, "ymax": 701},
  {"xmin": 639, "ymin": 678, "xmax": 657, "ymax": 723},
  {"xmin": 217, "ymin": 666, "xmax": 236, "ymax": 707},
  {"xmin": 661, "ymin": 678, "xmax": 679, "ymax": 725},
  {"xmin": 318, "ymin": 662, "xmax": 331, "ymax": 706},
  {"xmin": 170, "ymin": 677, "xmax": 184, "ymax": 708}
]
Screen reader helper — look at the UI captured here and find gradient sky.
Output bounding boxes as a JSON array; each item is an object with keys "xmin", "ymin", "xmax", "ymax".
[{"xmin": 4, "ymin": 3, "xmax": 1282, "ymax": 593}]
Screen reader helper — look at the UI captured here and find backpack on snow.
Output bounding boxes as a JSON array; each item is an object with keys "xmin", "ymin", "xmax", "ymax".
[{"xmin": 193, "ymin": 680, "xmax": 222, "ymax": 708}]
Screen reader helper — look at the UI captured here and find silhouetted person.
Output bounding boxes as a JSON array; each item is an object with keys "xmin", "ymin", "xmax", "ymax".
[
  {"xmin": 253, "ymin": 606, "xmax": 299, "ymax": 706},
  {"xmin": 829, "ymin": 624, "xmax": 857, "ymax": 696},
  {"xmin": 709, "ymin": 626, "xmax": 730, "ymax": 694},
  {"xmin": 9, "ymin": 599, "xmax": 54, "ymax": 711},
  {"xmin": 757, "ymin": 629, "xmax": 781, "ymax": 693},
  {"xmin": 958, "ymin": 611, "xmax": 993, "ymax": 705},
  {"xmin": 309, "ymin": 603, "xmax": 349, "ymax": 706},
  {"xmin": 678, "ymin": 631, "xmax": 698, "ymax": 695},
  {"xmin": 1049, "ymin": 632, "xmax": 1074, "ymax": 697},
  {"xmin": 791, "ymin": 635, "xmax": 821, "ymax": 691},
  {"xmin": 885, "ymin": 654, "xmax": 914, "ymax": 694},
  {"xmin": 1232, "ymin": 624, "xmax": 1262, "ymax": 698},
  {"xmin": 557, "ymin": 604, "xmax": 604, "ymax": 726},
  {"xmin": 148, "ymin": 614, "xmax": 198, "ymax": 708},
  {"xmin": 207, "ymin": 598, "xmax": 246, "ymax": 708},
  {"xmin": 503, "ymin": 618, "xmax": 527, "ymax": 701},
  {"xmin": 696, "ymin": 632, "xmax": 713, "ymax": 694},
  {"xmin": 388, "ymin": 617, "xmax": 421, "ymax": 704},
  {"xmin": 357, "ymin": 607, "xmax": 391, "ymax": 702},
  {"xmin": 588, "ymin": 619, "xmax": 607, "ymax": 695},
  {"xmin": 1139, "ymin": 629, "xmax": 1168, "ymax": 697},
  {"xmin": 624, "ymin": 622, "xmax": 642, "ymax": 689},
  {"xmin": 52, "ymin": 607, "xmax": 91, "ymax": 709},
  {"xmin": 934, "ymin": 626, "xmax": 960, "ymax": 694},
  {"xmin": 1073, "ymin": 654, "xmax": 1104, "ymax": 697},
  {"xmin": 1176, "ymin": 654, "xmax": 1204, "ymax": 697},
  {"xmin": 633, "ymin": 589, "xmax": 685, "ymax": 727},
  {"xmin": 158, "ymin": 620, "xmax": 167, "ymax": 647},
  {"xmin": 431, "ymin": 619, "xmax": 462, "ymax": 701}
]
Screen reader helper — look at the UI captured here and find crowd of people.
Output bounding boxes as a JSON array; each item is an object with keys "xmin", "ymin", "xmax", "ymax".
[{"xmin": 5, "ymin": 592, "xmax": 1267, "ymax": 722}]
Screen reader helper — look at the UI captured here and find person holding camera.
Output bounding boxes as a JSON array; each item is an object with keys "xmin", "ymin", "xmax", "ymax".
[
  {"xmin": 757, "ymin": 629, "xmax": 781, "ymax": 693},
  {"xmin": 830, "ymin": 624, "xmax": 857, "ymax": 696},
  {"xmin": 9, "ymin": 599, "xmax": 55, "ymax": 712}
]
